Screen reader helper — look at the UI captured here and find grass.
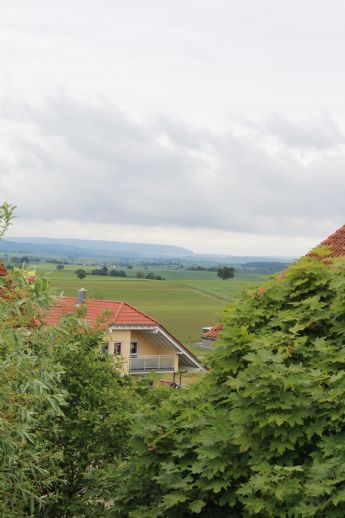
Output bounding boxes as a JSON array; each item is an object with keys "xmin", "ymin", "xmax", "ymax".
[{"xmin": 35, "ymin": 263, "xmax": 267, "ymax": 345}]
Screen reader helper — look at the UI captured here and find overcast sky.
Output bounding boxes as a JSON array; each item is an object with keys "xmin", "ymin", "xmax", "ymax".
[{"xmin": 1, "ymin": 0, "xmax": 345, "ymax": 256}]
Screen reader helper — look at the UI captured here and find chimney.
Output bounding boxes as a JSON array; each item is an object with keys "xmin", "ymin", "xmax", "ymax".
[{"xmin": 77, "ymin": 288, "xmax": 87, "ymax": 305}]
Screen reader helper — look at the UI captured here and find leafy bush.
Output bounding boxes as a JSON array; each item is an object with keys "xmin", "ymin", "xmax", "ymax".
[
  {"xmin": 0, "ymin": 257, "xmax": 66, "ymax": 516},
  {"xmin": 109, "ymin": 256, "xmax": 345, "ymax": 517},
  {"xmin": 42, "ymin": 312, "xmax": 137, "ymax": 516},
  {"xmin": 0, "ymin": 203, "xmax": 138, "ymax": 516}
]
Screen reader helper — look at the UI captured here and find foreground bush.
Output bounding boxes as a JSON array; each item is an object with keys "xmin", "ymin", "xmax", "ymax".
[
  {"xmin": 0, "ymin": 204, "xmax": 137, "ymax": 516},
  {"xmin": 42, "ymin": 312, "xmax": 137, "ymax": 517},
  {"xmin": 108, "ymin": 256, "xmax": 345, "ymax": 517},
  {"xmin": 0, "ymin": 264, "xmax": 66, "ymax": 516}
]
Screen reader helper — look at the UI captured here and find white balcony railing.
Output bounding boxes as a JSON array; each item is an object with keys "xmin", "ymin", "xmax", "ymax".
[{"xmin": 129, "ymin": 355, "xmax": 175, "ymax": 372}]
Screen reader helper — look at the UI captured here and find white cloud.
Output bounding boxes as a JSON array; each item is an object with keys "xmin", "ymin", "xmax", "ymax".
[
  {"xmin": 0, "ymin": 93, "xmax": 344, "ymax": 256},
  {"xmin": 0, "ymin": 1, "xmax": 345, "ymax": 255}
]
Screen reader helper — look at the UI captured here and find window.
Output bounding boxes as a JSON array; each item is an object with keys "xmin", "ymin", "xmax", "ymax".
[
  {"xmin": 114, "ymin": 342, "xmax": 122, "ymax": 355},
  {"xmin": 130, "ymin": 341, "xmax": 138, "ymax": 356}
]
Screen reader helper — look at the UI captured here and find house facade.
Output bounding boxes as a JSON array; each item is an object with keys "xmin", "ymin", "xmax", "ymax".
[{"xmin": 45, "ymin": 289, "xmax": 205, "ymax": 376}]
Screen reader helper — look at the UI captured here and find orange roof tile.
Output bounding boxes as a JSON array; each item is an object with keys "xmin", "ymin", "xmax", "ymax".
[
  {"xmin": 44, "ymin": 298, "xmax": 158, "ymax": 329},
  {"xmin": 203, "ymin": 325, "xmax": 223, "ymax": 340},
  {"xmin": 307, "ymin": 225, "xmax": 345, "ymax": 261}
]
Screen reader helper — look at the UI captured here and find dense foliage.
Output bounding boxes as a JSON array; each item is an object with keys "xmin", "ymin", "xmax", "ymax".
[
  {"xmin": 0, "ymin": 255, "xmax": 66, "ymax": 516},
  {"xmin": 217, "ymin": 266, "xmax": 235, "ymax": 280},
  {"xmin": 0, "ymin": 204, "xmax": 137, "ymax": 516},
  {"xmin": 108, "ymin": 255, "xmax": 345, "ymax": 517},
  {"xmin": 42, "ymin": 312, "xmax": 137, "ymax": 517}
]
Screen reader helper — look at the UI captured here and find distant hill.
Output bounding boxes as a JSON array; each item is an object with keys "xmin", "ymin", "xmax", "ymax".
[
  {"xmin": 1, "ymin": 237, "xmax": 193, "ymax": 259},
  {"xmin": 2, "ymin": 237, "xmax": 295, "ymax": 264}
]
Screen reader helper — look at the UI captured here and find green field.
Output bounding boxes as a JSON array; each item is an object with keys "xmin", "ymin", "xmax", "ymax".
[{"xmin": 36, "ymin": 263, "xmax": 267, "ymax": 345}]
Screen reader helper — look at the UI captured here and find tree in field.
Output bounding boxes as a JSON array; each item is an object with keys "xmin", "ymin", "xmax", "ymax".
[
  {"xmin": 56, "ymin": 264, "xmax": 64, "ymax": 270},
  {"xmin": 109, "ymin": 255, "xmax": 345, "ymax": 517},
  {"xmin": 217, "ymin": 265, "xmax": 235, "ymax": 280},
  {"xmin": 109, "ymin": 269, "xmax": 127, "ymax": 277},
  {"xmin": 91, "ymin": 266, "xmax": 108, "ymax": 276},
  {"xmin": 75, "ymin": 268, "xmax": 86, "ymax": 280}
]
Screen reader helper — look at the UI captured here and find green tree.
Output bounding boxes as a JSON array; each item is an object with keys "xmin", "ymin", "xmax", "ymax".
[
  {"xmin": 56, "ymin": 264, "xmax": 64, "ymax": 270},
  {"xmin": 43, "ymin": 312, "xmax": 137, "ymax": 516},
  {"xmin": 0, "ymin": 203, "xmax": 66, "ymax": 516},
  {"xmin": 75, "ymin": 269, "xmax": 86, "ymax": 280},
  {"xmin": 109, "ymin": 269, "xmax": 127, "ymax": 277},
  {"xmin": 109, "ymin": 255, "xmax": 345, "ymax": 517},
  {"xmin": 217, "ymin": 265, "xmax": 235, "ymax": 280},
  {"xmin": 0, "ymin": 203, "xmax": 138, "ymax": 516}
]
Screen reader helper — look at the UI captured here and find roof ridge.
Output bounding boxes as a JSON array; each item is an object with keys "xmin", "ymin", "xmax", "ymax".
[
  {"xmin": 57, "ymin": 296, "xmax": 131, "ymax": 304},
  {"xmin": 53, "ymin": 297, "xmax": 158, "ymax": 323}
]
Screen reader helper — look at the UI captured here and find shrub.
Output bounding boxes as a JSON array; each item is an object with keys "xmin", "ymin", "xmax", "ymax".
[{"xmin": 110, "ymin": 256, "xmax": 345, "ymax": 517}]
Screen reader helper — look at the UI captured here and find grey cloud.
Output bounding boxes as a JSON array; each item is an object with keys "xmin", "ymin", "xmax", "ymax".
[
  {"xmin": 0, "ymin": 93, "xmax": 344, "ymax": 238},
  {"xmin": 261, "ymin": 115, "xmax": 344, "ymax": 150}
]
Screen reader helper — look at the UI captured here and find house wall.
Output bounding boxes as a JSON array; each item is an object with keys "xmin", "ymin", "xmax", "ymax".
[
  {"xmin": 131, "ymin": 331, "xmax": 164, "ymax": 355},
  {"xmin": 107, "ymin": 328, "xmax": 179, "ymax": 374},
  {"xmin": 107, "ymin": 329, "xmax": 131, "ymax": 373}
]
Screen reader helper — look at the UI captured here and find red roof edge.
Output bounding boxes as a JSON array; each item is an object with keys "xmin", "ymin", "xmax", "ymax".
[
  {"xmin": 203, "ymin": 325, "xmax": 223, "ymax": 340},
  {"xmin": 120, "ymin": 301, "xmax": 159, "ymax": 325},
  {"xmin": 306, "ymin": 224, "xmax": 345, "ymax": 261}
]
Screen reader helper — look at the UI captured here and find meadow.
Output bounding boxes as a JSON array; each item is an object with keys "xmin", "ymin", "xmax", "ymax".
[{"xmin": 35, "ymin": 263, "xmax": 267, "ymax": 346}]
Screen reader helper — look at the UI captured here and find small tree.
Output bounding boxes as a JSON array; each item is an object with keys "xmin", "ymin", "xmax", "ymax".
[
  {"xmin": 43, "ymin": 313, "xmax": 137, "ymax": 516},
  {"xmin": 56, "ymin": 264, "xmax": 64, "ymax": 270},
  {"xmin": 75, "ymin": 269, "xmax": 86, "ymax": 280},
  {"xmin": 217, "ymin": 265, "xmax": 235, "ymax": 280}
]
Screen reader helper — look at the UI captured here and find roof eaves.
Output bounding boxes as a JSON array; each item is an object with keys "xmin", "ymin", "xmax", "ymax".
[{"xmin": 158, "ymin": 324, "xmax": 207, "ymax": 372}]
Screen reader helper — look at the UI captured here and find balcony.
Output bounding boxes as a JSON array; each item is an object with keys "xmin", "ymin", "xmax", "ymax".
[{"xmin": 129, "ymin": 355, "xmax": 175, "ymax": 373}]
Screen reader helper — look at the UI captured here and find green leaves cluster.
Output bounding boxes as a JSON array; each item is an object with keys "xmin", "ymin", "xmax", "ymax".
[
  {"xmin": 0, "ymin": 260, "xmax": 66, "ymax": 516},
  {"xmin": 109, "ymin": 256, "xmax": 345, "ymax": 516},
  {"xmin": 0, "ymin": 203, "xmax": 137, "ymax": 516},
  {"xmin": 42, "ymin": 312, "xmax": 137, "ymax": 516}
]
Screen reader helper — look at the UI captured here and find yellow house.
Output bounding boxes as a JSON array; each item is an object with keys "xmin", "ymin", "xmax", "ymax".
[{"xmin": 45, "ymin": 289, "xmax": 205, "ymax": 375}]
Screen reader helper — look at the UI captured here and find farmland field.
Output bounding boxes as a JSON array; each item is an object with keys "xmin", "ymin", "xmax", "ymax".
[{"xmin": 35, "ymin": 263, "xmax": 267, "ymax": 345}]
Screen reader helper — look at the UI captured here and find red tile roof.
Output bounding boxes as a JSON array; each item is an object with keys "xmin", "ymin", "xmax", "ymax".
[
  {"xmin": 203, "ymin": 325, "xmax": 223, "ymax": 340},
  {"xmin": 307, "ymin": 225, "xmax": 345, "ymax": 260},
  {"xmin": 0, "ymin": 262, "xmax": 8, "ymax": 276},
  {"xmin": 44, "ymin": 298, "xmax": 158, "ymax": 329}
]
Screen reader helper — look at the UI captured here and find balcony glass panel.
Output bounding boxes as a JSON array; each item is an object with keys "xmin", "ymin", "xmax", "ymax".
[{"xmin": 129, "ymin": 355, "xmax": 175, "ymax": 372}]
